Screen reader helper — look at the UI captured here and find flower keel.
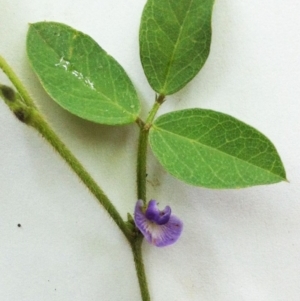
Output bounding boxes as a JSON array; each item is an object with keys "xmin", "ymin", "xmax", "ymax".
[{"xmin": 134, "ymin": 200, "xmax": 183, "ymax": 247}]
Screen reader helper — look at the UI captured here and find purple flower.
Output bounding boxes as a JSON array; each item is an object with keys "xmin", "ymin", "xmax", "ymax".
[{"xmin": 134, "ymin": 200, "xmax": 183, "ymax": 247}]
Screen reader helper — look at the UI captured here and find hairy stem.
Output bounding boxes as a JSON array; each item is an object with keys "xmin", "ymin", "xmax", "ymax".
[
  {"xmin": 137, "ymin": 126, "xmax": 149, "ymax": 203},
  {"xmin": 29, "ymin": 111, "xmax": 132, "ymax": 240},
  {"xmin": 0, "ymin": 56, "xmax": 131, "ymax": 241},
  {"xmin": 136, "ymin": 95, "xmax": 165, "ymax": 204}
]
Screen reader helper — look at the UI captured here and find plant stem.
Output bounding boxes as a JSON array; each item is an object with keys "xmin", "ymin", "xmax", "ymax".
[
  {"xmin": 0, "ymin": 56, "xmax": 131, "ymax": 241},
  {"xmin": 1, "ymin": 56, "xmax": 164, "ymax": 301},
  {"xmin": 29, "ymin": 110, "xmax": 132, "ymax": 240},
  {"xmin": 136, "ymin": 126, "xmax": 149, "ymax": 203},
  {"xmin": 131, "ymin": 235, "xmax": 151, "ymax": 301},
  {"xmin": 136, "ymin": 95, "xmax": 165, "ymax": 204},
  {"xmin": 134, "ymin": 94, "xmax": 165, "ymax": 299}
]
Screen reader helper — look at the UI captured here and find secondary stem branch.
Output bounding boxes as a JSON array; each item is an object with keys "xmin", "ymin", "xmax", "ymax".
[{"xmin": 136, "ymin": 95, "xmax": 164, "ymax": 204}]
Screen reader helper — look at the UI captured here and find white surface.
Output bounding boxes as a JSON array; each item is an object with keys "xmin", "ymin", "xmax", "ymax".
[{"xmin": 1, "ymin": 0, "xmax": 300, "ymax": 300}]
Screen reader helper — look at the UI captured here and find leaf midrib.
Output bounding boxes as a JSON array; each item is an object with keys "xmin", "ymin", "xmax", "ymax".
[{"xmin": 161, "ymin": 0, "xmax": 195, "ymax": 93}]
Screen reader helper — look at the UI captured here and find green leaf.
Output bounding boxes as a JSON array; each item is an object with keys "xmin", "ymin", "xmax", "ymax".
[
  {"xmin": 149, "ymin": 109, "xmax": 286, "ymax": 189},
  {"xmin": 27, "ymin": 22, "xmax": 140, "ymax": 125},
  {"xmin": 139, "ymin": 0, "xmax": 214, "ymax": 95}
]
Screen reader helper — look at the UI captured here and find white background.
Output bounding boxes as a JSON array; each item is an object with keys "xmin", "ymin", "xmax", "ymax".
[{"xmin": 1, "ymin": 0, "xmax": 300, "ymax": 300}]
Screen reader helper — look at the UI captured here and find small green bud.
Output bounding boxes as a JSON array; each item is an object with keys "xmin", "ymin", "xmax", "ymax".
[
  {"xmin": 0, "ymin": 85, "xmax": 16, "ymax": 102},
  {"xmin": 14, "ymin": 108, "xmax": 29, "ymax": 123}
]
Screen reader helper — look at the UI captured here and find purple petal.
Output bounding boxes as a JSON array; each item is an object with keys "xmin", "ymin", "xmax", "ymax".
[
  {"xmin": 145, "ymin": 200, "xmax": 171, "ymax": 225},
  {"xmin": 134, "ymin": 200, "xmax": 183, "ymax": 247},
  {"xmin": 144, "ymin": 200, "xmax": 159, "ymax": 220}
]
